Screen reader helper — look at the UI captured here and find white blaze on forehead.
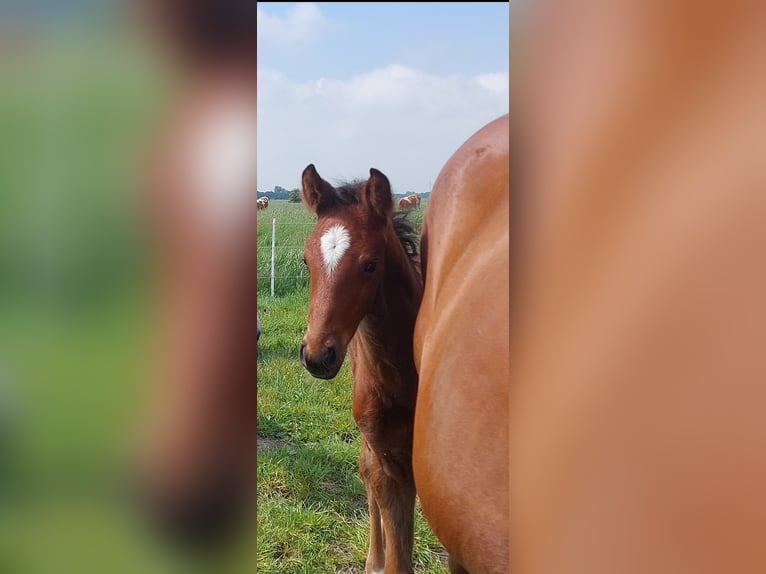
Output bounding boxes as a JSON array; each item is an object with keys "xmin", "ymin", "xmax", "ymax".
[
  {"xmin": 320, "ymin": 224, "xmax": 351, "ymax": 275},
  {"xmin": 186, "ymin": 95, "xmax": 257, "ymax": 239}
]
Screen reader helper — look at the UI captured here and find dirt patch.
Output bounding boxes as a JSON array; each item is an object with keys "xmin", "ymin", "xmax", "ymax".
[{"xmin": 257, "ymin": 435, "xmax": 287, "ymax": 451}]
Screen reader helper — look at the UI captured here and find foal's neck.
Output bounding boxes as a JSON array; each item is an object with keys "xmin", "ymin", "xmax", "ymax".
[{"xmin": 358, "ymin": 230, "xmax": 422, "ymax": 361}]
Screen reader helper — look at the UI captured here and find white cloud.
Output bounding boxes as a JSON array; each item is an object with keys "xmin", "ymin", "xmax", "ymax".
[
  {"xmin": 475, "ymin": 73, "xmax": 510, "ymax": 95},
  {"xmin": 256, "ymin": 3, "xmax": 325, "ymax": 45},
  {"xmin": 257, "ymin": 65, "xmax": 509, "ymax": 193}
]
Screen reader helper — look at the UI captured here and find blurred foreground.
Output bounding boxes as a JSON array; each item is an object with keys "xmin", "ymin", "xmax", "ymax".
[{"xmin": 0, "ymin": 4, "xmax": 257, "ymax": 572}]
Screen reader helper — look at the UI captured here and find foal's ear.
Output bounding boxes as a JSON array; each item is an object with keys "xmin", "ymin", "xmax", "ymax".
[
  {"xmin": 302, "ymin": 164, "xmax": 335, "ymax": 215},
  {"xmin": 363, "ymin": 168, "xmax": 393, "ymax": 220}
]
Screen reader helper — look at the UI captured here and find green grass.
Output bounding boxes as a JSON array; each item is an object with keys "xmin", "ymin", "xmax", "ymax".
[
  {"xmin": 257, "ymin": 201, "xmax": 315, "ymax": 298},
  {"xmin": 256, "ymin": 200, "xmax": 444, "ymax": 573}
]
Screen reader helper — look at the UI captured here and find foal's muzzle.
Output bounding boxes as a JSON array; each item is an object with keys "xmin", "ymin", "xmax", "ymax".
[{"xmin": 299, "ymin": 339, "xmax": 341, "ymax": 379}]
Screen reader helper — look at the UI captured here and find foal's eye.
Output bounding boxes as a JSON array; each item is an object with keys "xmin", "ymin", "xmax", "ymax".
[{"xmin": 364, "ymin": 261, "xmax": 377, "ymax": 273}]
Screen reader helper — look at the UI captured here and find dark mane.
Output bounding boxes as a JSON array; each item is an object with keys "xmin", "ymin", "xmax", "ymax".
[
  {"xmin": 332, "ymin": 179, "xmax": 365, "ymax": 206},
  {"xmin": 151, "ymin": 0, "xmax": 257, "ymax": 66},
  {"xmin": 331, "ymin": 179, "xmax": 421, "ymax": 259},
  {"xmin": 393, "ymin": 211, "xmax": 420, "ymax": 259},
  {"xmin": 326, "ymin": 179, "xmax": 420, "ymax": 259}
]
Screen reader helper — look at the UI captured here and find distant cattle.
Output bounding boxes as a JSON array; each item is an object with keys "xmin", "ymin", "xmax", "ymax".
[
  {"xmin": 257, "ymin": 197, "xmax": 269, "ymax": 210},
  {"xmin": 398, "ymin": 194, "xmax": 421, "ymax": 211}
]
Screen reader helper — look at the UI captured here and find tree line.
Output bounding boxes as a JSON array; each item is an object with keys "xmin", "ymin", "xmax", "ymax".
[{"xmin": 257, "ymin": 186, "xmax": 430, "ymax": 203}]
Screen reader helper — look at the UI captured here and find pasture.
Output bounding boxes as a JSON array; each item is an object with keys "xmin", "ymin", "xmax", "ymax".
[{"xmin": 256, "ymin": 200, "xmax": 447, "ymax": 573}]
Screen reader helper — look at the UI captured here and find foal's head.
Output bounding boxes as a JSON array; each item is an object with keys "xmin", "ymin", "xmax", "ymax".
[{"xmin": 299, "ymin": 164, "xmax": 395, "ymax": 379}]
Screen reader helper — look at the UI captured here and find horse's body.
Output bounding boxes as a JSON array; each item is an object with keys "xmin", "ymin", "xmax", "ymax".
[
  {"xmin": 511, "ymin": 2, "xmax": 766, "ymax": 573},
  {"xmin": 300, "ymin": 165, "xmax": 422, "ymax": 574},
  {"xmin": 413, "ymin": 114, "xmax": 510, "ymax": 573}
]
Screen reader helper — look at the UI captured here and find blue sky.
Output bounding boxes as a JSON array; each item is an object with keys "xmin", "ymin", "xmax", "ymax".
[{"xmin": 257, "ymin": 2, "xmax": 509, "ymax": 193}]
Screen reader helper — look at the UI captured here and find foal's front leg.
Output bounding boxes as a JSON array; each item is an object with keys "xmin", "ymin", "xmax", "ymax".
[
  {"xmin": 360, "ymin": 440, "xmax": 385, "ymax": 573},
  {"xmin": 372, "ymin": 450, "xmax": 416, "ymax": 574}
]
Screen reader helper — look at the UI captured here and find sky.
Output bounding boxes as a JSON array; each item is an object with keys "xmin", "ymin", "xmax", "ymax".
[{"xmin": 257, "ymin": 2, "xmax": 510, "ymax": 193}]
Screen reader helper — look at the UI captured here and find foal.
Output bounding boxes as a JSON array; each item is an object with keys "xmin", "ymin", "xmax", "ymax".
[{"xmin": 299, "ymin": 165, "xmax": 422, "ymax": 574}]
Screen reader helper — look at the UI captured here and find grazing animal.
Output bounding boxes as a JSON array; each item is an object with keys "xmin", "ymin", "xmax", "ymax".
[
  {"xmin": 299, "ymin": 164, "xmax": 423, "ymax": 574},
  {"xmin": 257, "ymin": 196, "xmax": 269, "ymax": 210},
  {"xmin": 413, "ymin": 114, "xmax": 509, "ymax": 573},
  {"xmin": 398, "ymin": 194, "xmax": 420, "ymax": 211}
]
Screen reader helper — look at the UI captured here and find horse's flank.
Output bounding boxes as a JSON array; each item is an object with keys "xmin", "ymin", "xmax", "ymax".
[{"xmin": 413, "ymin": 114, "xmax": 510, "ymax": 573}]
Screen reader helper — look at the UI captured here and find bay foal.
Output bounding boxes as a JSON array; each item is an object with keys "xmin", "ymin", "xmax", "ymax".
[{"xmin": 299, "ymin": 165, "xmax": 422, "ymax": 574}]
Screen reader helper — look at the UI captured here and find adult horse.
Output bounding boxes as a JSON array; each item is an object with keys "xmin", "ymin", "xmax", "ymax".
[
  {"xmin": 510, "ymin": 1, "xmax": 766, "ymax": 573},
  {"xmin": 413, "ymin": 114, "xmax": 509, "ymax": 573},
  {"xmin": 136, "ymin": 0, "xmax": 258, "ymax": 546},
  {"xmin": 299, "ymin": 164, "xmax": 423, "ymax": 574}
]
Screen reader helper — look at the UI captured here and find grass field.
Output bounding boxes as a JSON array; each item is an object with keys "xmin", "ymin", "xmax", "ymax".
[
  {"xmin": 256, "ymin": 201, "xmax": 447, "ymax": 573},
  {"xmin": 256, "ymin": 201, "xmax": 315, "ymax": 298}
]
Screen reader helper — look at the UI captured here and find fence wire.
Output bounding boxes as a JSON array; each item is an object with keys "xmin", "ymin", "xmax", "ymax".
[
  {"xmin": 259, "ymin": 210, "xmax": 423, "ymax": 296},
  {"xmin": 259, "ymin": 220, "xmax": 313, "ymax": 295}
]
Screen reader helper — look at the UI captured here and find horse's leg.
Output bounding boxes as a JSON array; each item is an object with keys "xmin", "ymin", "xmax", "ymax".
[
  {"xmin": 360, "ymin": 440, "xmax": 385, "ymax": 573},
  {"xmin": 372, "ymin": 455, "xmax": 416, "ymax": 574}
]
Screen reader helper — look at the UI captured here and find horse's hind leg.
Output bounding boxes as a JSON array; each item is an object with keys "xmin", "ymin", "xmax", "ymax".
[{"xmin": 360, "ymin": 441, "xmax": 385, "ymax": 573}]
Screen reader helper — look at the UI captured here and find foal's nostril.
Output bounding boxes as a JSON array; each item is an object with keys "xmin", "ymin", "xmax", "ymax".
[
  {"xmin": 299, "ymin": 340, "xmax": 307, "ymax": 362},
  {"xmin": 325, "ymin": 345, "xmax": 337, "ymax": 365}
]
